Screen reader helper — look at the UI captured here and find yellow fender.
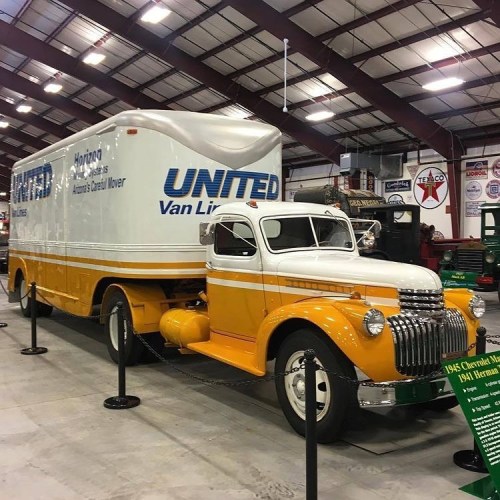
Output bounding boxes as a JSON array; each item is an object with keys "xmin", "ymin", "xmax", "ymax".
[
  {"xmin": 100, "ymin": 283, "xmax": 168, "ymax": 334},
  {"xmin": 256, "ymin": 298, "xmax": 404, "ymax": 382},
  {"xmin": 8, "ymin": 256, "xmax": 28, "ymax": 295}
]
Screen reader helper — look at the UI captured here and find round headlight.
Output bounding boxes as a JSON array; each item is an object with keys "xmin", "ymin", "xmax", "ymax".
[
  {"xmin": 363, "ymin": 309, "xmax": 385, "ymax": 336},
  {"xmin": 485, "ymin": 252, "xmax": 495, "ymax": 264},
  {"xmin": 443, "ymin": 250, "xmax": 453, "ymax": 262},
  {"xmin": 469, "ymin": 295, "xmax": 486, "ymax": 318},
  {"xmin": 362, "ymin": 231, "xmax": 376, "ymax": 249}
]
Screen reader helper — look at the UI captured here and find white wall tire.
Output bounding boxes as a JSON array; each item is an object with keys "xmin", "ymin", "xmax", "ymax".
[{"xmin": 275, "ymin": 329, "xmax": 357, "ymax": 443}]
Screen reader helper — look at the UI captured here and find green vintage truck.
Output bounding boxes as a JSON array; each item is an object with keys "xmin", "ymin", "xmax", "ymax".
[{"xmin": 440, "ymin": 203, "xmax": 500, "ymax": 299}]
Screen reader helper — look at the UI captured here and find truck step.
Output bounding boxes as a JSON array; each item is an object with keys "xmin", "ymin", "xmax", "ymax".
[{"xmin": 188, "ymin": 333, "xmax": 264, "ymax": 376}]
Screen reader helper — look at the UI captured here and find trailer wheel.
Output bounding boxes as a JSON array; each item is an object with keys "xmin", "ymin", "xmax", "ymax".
[
  {"xmin": 104, "ymin": 290, "xmax": 143, "ymax": 365},
  {"xmin": 417, "ymin": 396, "xmax": 458, "ymax": 412},
  {"xmin": 275, "ymin": 329, "xmax": 357, "ymax": 443},
  {"xmin": 17, "ymin": 276, "xmax": 53, "ymax": 318},
  {"xmin": 18, "ymin": 276, "xmax": 31, "ymax": 317}
]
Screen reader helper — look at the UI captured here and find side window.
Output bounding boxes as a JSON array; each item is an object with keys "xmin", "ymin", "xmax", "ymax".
[{"xmin": 214, "ymin": 221, "xmax": 256, "ymax": 257}]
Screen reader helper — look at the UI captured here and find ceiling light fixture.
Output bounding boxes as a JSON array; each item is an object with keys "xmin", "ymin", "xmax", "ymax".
[
  {"xmin": 0, "ymin": 121, "xmax": 9, "ymax": 128},
  {"xmin": 44, "ymin": 82, "xmax": 63, "ymax": 93},
  {"xmin": 422, "ymin": 77, "xmax": 465, "ymax": 91},
  {"xmin": 305, "ymin": 110, "xmax": 335, "ymax": 121},
  {"xmin": 83, "ymin": 52, "xmax": 106, "ymax": 65},
  {"xmin": 17, "ymin": 104, "xmax": 32, "ymax": 113},
  {"xmin": 28, "ymin": 75, "xmax": 40, "ymax": 83},
  {"xmin": 0, "ymin": 192, "xmax": 6, "ymax": 196},
  {"xmin": 141, "ymin": 4, "xmax": 171, "ymax": 24}
]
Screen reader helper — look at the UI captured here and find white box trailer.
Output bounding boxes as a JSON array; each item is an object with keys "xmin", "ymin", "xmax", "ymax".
[{"xmin": 9, "ymin": 109, "xmax": 281, "ymax": 346}]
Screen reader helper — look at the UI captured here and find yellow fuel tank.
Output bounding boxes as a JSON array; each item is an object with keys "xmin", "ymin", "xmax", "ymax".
[{"xmin": 159, "ymin": 308, "xmax": 210, "ymax": 347}]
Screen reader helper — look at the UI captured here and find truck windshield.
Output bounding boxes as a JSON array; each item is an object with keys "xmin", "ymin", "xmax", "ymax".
[{"xmin": 261, "ymin": 216, "xmax": 353, "ymax": 252}]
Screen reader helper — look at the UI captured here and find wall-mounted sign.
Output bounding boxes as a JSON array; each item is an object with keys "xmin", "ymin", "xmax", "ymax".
[
  {"xmin": 466, "ymin": 201, "xmax": 482, "ymax": 217},
  {"xmin": 486, "ymin": 180, "xmax": 500, "ymax": 199},
  {"xmin": 492, "ymin": 158, "xmax": 500, "ymax": 179},
  {"xmin": 387, "ymin": 194, "xmax": 404, "ymax": 205},
  {"xmin": 465, "ymin": 181, "xmax": 482, "ymax": 200},
  {"xmin": 413, "ymin": 167, "xmax": 448, "ymax": 209},
  {"xmin": 384, "ymin": 179, "xmax": 411, "ymax": 193},
  {"xmin": 466, "ymin": 160, "xmax": 488, "ymax": 180}
]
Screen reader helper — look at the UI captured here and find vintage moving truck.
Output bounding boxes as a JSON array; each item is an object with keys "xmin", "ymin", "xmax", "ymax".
[{"xmin": 9, "ymin": 110, "xmax": 484, "ymax": 442}]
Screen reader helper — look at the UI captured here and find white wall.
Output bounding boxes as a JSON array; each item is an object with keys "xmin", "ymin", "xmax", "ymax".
[{"xmin": 285, "ymin": 144, "xmax": 500, "ymax": 239}]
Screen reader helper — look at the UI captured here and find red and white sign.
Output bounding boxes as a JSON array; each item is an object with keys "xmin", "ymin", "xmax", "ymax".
[
  {"xmin": 465, "ymin": 160, "xmax": 488, "ymax": 180},
  {"xmin": 413, "ymin": 167, "xmax": 448, "ymax": 209}
]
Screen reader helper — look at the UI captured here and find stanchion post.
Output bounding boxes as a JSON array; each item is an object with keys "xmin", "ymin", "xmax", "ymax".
[
  {"xmin": 20, "ymin": 282, "xmax": 47, "ymax": 355},
  {"xmin": 304, "ymin": 348, "xmax": 318, "ymax": 500},
  {"xmin": 453, "ymin": 326, "xmax": 488, "ymax": 473},
  {"xmin": 104, "ymin": 302, "xmax": 140, "ymax": 409}
]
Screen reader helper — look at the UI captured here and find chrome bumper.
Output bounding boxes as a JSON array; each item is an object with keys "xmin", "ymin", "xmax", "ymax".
[{"xmin": 357, "ymin": 375, "xmax": 454, "ymax": 408}]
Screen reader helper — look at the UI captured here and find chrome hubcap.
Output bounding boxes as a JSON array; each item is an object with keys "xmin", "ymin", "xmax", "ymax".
[{"xmin": 284, "ymin": 350, "xmax": 331, "ymax": 421}]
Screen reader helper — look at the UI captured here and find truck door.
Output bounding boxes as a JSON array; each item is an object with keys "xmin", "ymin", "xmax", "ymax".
[{"xmin": 207, "ymin": 217, "xmax": 266, "ymax": 339}]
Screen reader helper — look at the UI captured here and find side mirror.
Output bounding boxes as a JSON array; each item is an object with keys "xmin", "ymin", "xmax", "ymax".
[{"xmin": 199, "ymin": 222, "xmax": 214, "ymax": 245}]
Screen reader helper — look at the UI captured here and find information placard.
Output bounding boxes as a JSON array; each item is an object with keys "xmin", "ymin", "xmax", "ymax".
[{"xmin": 443, "ymin": 352, "xmax": 500, "ymax": 490}]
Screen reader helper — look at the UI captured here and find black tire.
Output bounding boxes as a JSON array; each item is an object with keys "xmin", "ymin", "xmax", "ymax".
[
  {"xmin": 104, "ymin": 290, "xmax": 143, "ymax": 366},
  {"xmin": 275, "ymin": 329, "xmax": 357, "ymax": 443},
  {"xmin": 417, "ymin": 396, "xmax": 459, "ymax": 412},
  {"xmin": 18, "ymin": 276, "xmax": 53, "ymax": 318}
]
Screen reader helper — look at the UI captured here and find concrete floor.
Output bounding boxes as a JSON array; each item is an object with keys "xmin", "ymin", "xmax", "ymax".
[{"xmin": 0, "ymin": 279, "xmax": 499, "ymax": 500}]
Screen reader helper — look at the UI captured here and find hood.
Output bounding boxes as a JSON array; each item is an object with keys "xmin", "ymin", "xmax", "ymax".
[{"xmin": 276, "ymin": 252, "xmax": 442, "ymax": 291}]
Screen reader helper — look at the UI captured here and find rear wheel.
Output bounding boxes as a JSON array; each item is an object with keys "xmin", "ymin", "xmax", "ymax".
[
  {"xmin": 18, "ymin": 276, "xmax": 53, "ymax": 318},
  {"xmin": 275, "ymin": 329, "xmax": 357, "ymax": 443},
  {"xmin": 104, "ymin": 290, "xmax": 143, "ymax": 365}
]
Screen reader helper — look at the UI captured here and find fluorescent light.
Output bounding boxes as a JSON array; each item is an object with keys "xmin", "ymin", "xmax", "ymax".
[
  {"xmin": 17, "ymin": 104, "xmax": 32, "ymax": 113},
  {"xmin": 0, "ymin": 192, "xmax": 6, "ymax": 196},
  {"xmin": 28, "ymin": 75, "xmax": 39, "ymax": 83},
  {"xmin": 83, "ymin": 52, "xmax": 106, "ymax": 65},
  {"xmin": 4, "ymin": 97, "xmax": 14, "ymax": 104},
  {"xmin": 422, "ymin": 77, "xmax": 464, "ymax": 91},
  {"xmin": 0, "ymin": 121, "xmax": 9, "ymax": 128},
  {"xmin": 44, "ymin": 82, "xmax": 62, "ymax": 93},
  {"xmin": 305, "ymin": 110, "xmax": 335, "ymax": 121},
  {"xmin": 141, "ymin": 5, "xmax": 171, "ymax": 24}
]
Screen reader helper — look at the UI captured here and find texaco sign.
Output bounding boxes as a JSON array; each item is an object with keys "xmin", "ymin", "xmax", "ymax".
[{"xmin": 413, "ymin": 167, "xmax": 449, "ymax": 209}]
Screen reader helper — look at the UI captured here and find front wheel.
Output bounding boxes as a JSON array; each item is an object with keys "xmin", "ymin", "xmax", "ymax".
[
  {"xmin": 104, "ymin": 290, "xmax": 143, "ymax": 365},
  {"xmin": 275, "ymin": 329, "xmax": 357, "ymax": 443}
]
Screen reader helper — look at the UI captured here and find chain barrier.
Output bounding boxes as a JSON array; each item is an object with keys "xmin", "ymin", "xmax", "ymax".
[
  {"xmin": 0, "ymin": 279, "xmax": 9, "ymax": 298},
  {"xmin": 134, "ymin": 325, "xmax": 496, "ymax": 389}
]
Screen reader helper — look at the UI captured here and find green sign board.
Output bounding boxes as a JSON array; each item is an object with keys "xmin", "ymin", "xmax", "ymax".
[
  {"xmin": 443, "ymin": 353, "xmax": 500, "ymax": 495},
  {"xmin": 440, "ymin": 270, "xmax": 478, "ymax": 289}
]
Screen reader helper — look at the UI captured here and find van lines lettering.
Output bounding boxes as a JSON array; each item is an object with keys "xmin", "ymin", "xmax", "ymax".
[
  {"xmin": 12, "ymin": 163, "xmax": 52, "ymax": 203},
  {"xmin": 160, "ymin": 168, "xmax": 280, "ymax": 216}
]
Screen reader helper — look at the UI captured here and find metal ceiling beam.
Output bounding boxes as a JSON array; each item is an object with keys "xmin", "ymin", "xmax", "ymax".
[
  {"xmin": 223, "ymin": 0, "xmax": 463, "ymax": 160},
  {"xmin": 0, "ymin": 155, "xmax": 14, "ymax": 169},
  {"xmin": 472, "ymin": 0, "xmax": 500, "ymax": 27},
  {"xmin": 0, "ymin": 128, "xmax": 52, "ymax": 151},
  {"xmin": 0, "ymin": 100, "xmax": 71, "ymax": 139},
  {"xmin": 202, "ymin": 9, "xmax": 487, "ymax": 115},
  {"xmin": 58, "ymin": 0, "xmax": 347, "ymax": 164},
  {"xmin": 0, "ymin": 140, "xmax": 30, "ymax": 159},
  {"xmin": 0, "ymin": 20, "xmax": 162, "ymax": 111},
  {"xmin": 163, "ymin": 0, "xmax": 421, "ymax": 106},
  {"xmin": 286, "ymin": 44, "xmax": 500, "ymax": 112},
  {"xmin": 0, "ymin": 67, "xmax": 103, "ymax": 125}
]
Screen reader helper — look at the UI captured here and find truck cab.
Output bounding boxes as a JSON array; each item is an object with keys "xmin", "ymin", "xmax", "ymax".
[{"xmin": 159, "ymin": 201, "xmax": 483, "ymax": 442}]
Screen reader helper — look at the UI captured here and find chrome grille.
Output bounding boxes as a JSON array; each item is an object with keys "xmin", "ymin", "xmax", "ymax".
[
  {"xmin": 457, "ymin": 249, "xmax": 484, "ymax": 273},
  {"xmin": 388, "ymin": 309, "xmax": 468, "ymax": 376},
  {"xmin": 398, "ymin": 288, "xmax": 444, "ymax": 319}
]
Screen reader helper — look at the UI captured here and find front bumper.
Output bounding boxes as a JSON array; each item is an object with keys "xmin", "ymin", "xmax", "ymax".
[{"xmin": 357, "ymin": 375, "xmax": 453, "ymax": 407}]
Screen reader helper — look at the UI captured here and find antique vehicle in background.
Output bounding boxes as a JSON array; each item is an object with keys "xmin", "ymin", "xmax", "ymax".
[
  {"xmin": 440, "ymin": 203, "xmax": 500, "ymax": 299},
  {"xmin": 294, "ymin": 186, "xmax": 463, "ymax": 272}
]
